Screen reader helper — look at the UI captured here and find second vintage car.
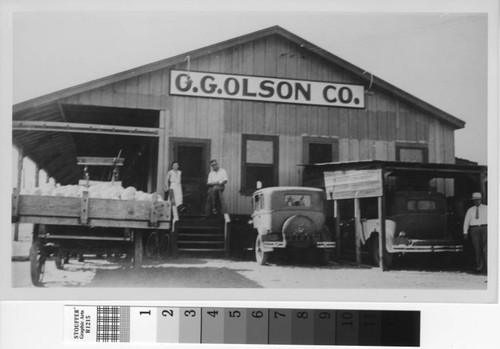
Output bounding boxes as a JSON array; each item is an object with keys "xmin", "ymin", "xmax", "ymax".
[
  {"xmin": 250, "ymin": 186, "xmax": 336, "ymax": 265},
  {"xmin": 339, "ymin": 191, "xmax": 464, "ymax": 269}
]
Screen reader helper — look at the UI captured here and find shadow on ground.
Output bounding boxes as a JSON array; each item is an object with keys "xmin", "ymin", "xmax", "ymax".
[{"xmin": 84, "ymin": 265, "xmax": 263, "ymax": 288}]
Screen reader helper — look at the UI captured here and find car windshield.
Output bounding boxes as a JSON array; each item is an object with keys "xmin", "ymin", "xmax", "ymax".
[
  {"xmin": 284, "ymin": 194, "xmax": 311, "ymax": 207},
  {"xmin": 407, "ymin": 200, "xmax": 436, "ymax": 211}
]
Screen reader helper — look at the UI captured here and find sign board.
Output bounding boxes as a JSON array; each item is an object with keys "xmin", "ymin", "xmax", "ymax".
[
  {"xmin": 324, "ymin": 169, "xmax": 383, "ymax": 200},
  {"xmin": 170, "ymin": 70, "xmax": 365, "ymax": 108}
]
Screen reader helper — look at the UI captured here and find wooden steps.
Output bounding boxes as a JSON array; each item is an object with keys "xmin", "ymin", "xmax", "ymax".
[{"xmin": 173, "ymin": 216, "xmax": 228, "ymax": 253}]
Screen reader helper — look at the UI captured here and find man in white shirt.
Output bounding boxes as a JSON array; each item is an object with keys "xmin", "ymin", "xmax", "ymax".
[
  {"xmin": 463, "ymin": 192, "xmax": 487, "ymax": 273},
  {"xmin": 205, "ymin": 159, "xmax": 228, "ymax": 217}
]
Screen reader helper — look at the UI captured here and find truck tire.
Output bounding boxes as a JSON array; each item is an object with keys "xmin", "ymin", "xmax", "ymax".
[
  {"xmin": 255, "ymin": 235, "xmax": 270, "ymax": 265},
  {"xmin": 159, "ymin": 233, "xmax": 170, "ymax": 259},
  {"xmin": 146, "ymin": 231, "xmax": 159, "ymax": 259},
  {"xmin": 30, "ymin": 240, "xmax": 46, "ymax": 286}
]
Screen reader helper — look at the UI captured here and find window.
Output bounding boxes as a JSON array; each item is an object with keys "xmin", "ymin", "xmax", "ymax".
[
  {"xmin": 253, "ymin": 194, "xmax": 264, "ymax": 211},
  {"xmin": 284, "ymin": 194, "xmax": 311, "ymax": 207},
  {"xmin": 241, "ymin": 134, "xmax": 279, "ymax": 192},
  {"xmin": 302, "ymin": 137, "xmax": 339, "ymax": 164},
  {"xmin": 407, "ymin": 200, "xmax": 436, "ymax": 211},
  {"xmin": 396, "ymin": 143, "xmax": 428, "ymax": 163}
]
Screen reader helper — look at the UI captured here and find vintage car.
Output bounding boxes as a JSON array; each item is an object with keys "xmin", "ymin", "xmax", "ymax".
[
  {"xmin": 250, "ymin": 186, "xmax": 335, "ymax": 265},
  {"xmin": 355, "ymin": 191, "xmax": 463, "ymax": 268}
]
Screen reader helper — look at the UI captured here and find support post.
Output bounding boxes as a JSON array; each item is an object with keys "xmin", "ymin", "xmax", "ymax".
[
  {"xmin": 480, "ymin": 171, "xmax": 487, "ymax": 204},
  {"xmin": 147, "ymin": 141, "xmax": 154, "ymax": 193},
  {"xmin": 14, "ymin": 148, "xmax": 24, "ymax": 242},
  {"xmin": 156, "ymin": 110, "xmax": 167, "ymax": 195},
  {"xmin": 34, "ymin": 164, "xmax": 40, "ymax": 187},
  {"xmin": 79, "ymin": 191, "xmax": 89, "ymax": 225},
  {"xmin": 354, "ymin": 198, "xmax": 361, "ymax": 266},
  {"xmin": 334, "ymin": 200, "xmax": 340, "ymax": 261},
  {"xmin": 378, "ymin": 196, "xmax": 386, "ymax": 271}
]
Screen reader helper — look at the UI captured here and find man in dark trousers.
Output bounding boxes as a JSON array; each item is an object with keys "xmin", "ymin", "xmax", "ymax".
[
  {"xmin": 463, "ymin": 192, "xmax": 487, "ymax": 273},
  {"xmin": 205, "ymin": 159, "xmax": 230, "ymax": 222}
]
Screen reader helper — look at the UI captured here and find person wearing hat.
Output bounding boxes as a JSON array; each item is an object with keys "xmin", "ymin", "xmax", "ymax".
[{"xmin": 463, "ymin": 192, "xmax": 487, "ymax": 273}]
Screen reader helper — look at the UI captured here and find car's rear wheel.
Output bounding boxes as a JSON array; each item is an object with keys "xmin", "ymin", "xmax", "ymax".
[{"xmin": 255, "ymin": 235, "xmax": 270, "ymax": 265}]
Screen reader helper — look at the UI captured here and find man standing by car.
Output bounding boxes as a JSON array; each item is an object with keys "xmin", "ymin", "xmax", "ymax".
[
  {"xmin": 463, "ymin": 192, "xmax": 487, "ymax": 273},
  {"xmin": 205, "ymin": 159, "xmax": 229, "ymax": 221}
]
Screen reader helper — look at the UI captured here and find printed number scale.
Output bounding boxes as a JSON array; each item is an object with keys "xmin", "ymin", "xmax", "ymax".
[{"xmin": 66, "ymin": 306, "xmax": 420, "ymax": 346}]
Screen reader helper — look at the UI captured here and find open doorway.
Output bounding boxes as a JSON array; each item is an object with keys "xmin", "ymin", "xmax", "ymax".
[
  {"xmin": 61, "ymin": 104, "xmax": 160, "ymax": 191},
  {"xmin": 169, "ymin": 138, "xmax": 211, "ymax": 214}
]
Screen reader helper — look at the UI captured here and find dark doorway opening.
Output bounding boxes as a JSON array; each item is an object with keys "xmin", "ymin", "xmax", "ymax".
[
  {"xmin": 59, "ymin": 104, "xmax": 160, "ymax": 191},
  {"xmin": 170, "ymin": 138, "xmax": 210, "ymax": 214}
]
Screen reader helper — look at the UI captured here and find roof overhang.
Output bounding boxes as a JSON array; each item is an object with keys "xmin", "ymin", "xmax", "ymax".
[{"xmin": 302, "ymin": 160, "xmax": 487, "ymax": 179}]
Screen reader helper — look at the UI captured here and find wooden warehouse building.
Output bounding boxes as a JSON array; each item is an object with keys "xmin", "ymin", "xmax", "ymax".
[{"xmin": 13, "ymin": 26, "xmax": 467, "ymax": 217}]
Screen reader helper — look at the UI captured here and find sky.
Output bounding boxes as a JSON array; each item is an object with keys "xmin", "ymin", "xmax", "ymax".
[{"xmin": 6, "ymin": 1, "xmax": 497, "ymax": 168}]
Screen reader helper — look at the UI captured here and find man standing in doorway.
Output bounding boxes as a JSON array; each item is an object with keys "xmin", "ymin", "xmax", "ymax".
[
  {"xmin": 463, "ymin": 192, "xmax": 487, "ymax": 274},
  {"xmin": 205, "ymin": 159, "xmax": 230, "ymax": 221}
]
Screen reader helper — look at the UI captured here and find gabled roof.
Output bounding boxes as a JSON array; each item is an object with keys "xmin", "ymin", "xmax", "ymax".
[{"xmin": 14, "ymin": 25, "xmax": 465, "ymax": 129}]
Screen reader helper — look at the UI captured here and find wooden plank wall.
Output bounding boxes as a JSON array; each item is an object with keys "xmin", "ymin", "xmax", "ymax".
[{"xmin": 61, "ymin": 34, "xmax": 457, "ymax": 214}]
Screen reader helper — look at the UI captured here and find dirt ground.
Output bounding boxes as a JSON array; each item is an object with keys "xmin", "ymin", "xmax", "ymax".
[{"xmin": 11, "ymin": 224, "xmax": 487, "ymax": 289}]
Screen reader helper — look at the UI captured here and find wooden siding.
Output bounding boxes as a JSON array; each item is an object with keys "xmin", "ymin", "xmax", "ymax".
[{"xmin": 57, "ymin": 34, "xmax": 456, "ymax": 214}]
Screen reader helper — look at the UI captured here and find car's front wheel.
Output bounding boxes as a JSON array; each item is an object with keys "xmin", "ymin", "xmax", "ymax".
[{"xmin": 255, "ymin": 235, "xmax": 270, "ymax": 265}]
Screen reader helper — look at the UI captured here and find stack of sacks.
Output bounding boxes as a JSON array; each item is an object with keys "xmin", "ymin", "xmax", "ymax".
[
  {"xmin": 21, "ymin": 183, "xmax": 56, "ymax": 196},
  {"xmin": 20, "ymin": 182, "xmax": 163, "ymax": 202},
  {"xmin": 134, "ymin": 191, "xmax": 152, "ymax": 201},
  {"xmin": 120, "ymin": 186, "xmax": 137, "ymax": 200},
  {"xmin": 87, "ymin": 183, "xmax": 123, "ymax": 199}
]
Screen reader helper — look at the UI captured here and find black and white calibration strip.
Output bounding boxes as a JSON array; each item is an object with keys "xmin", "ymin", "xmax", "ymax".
[{"xmin": 65, "ymin": 305, "xmax": 420, "ymax": 346}]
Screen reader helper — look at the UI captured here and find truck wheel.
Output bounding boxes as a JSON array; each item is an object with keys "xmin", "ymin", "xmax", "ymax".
[
  {"xmin": 146, "ymin": 231, "xmax": 159, "ymax": 259},
  {"xmin": 159, "ymin": 233, "xmax": 170, "ymax": 259},
  {"xmin": 255, "ymin": 236, "xmax": 270, "ymax": 265},
  {"xmin": 372, "ymin": 237, "xmax": 393, "ymax": 269},
  {"xmin": 30, "ymin": 240, "xmax": 46, "ymax": 286}
]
